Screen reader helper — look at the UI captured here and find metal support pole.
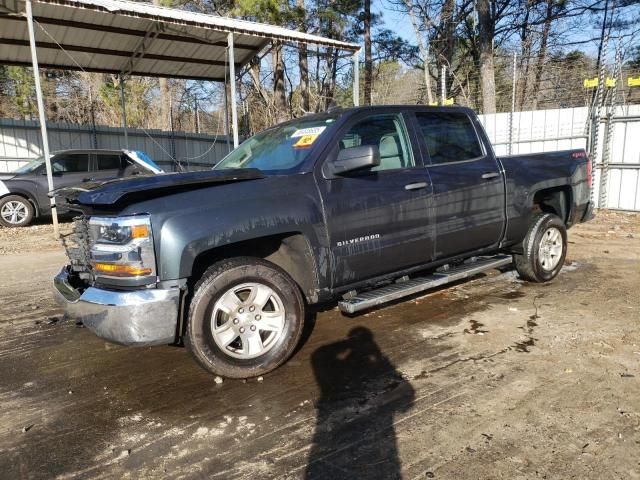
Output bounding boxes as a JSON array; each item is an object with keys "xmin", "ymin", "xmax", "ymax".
[
  {"xmin": 89, "ymin": 87, "xmax": 98, "ymax": 149},
  {"xmin": 194, "ymin": 98, "xmax": 200, "ymax": 134},
  {"xmin": 119, "ymin": 74, "xmax": 129, "ymax": 149},
  {"xmin": 223, "ymin": 83, "xmax": 230, "ymax": 153},
  {"xmin": 227, "ymin": 33, "xmax": 239, "ymax": 149},
  {"xmin": 25, "ymin": 0, "xmax": 58, "ymax": 236},
  {"xmin": 440, "ymin": 65, "xmax": 446, "ymax": 105},
  {"xmin": 508, "ymin": 51, "xmax": 517, "ymax": 155},
  {"xmin": 590, "ymin": 32, "xmax": 609, "ymax": 208},
  {"xmin": 599, "ymin": 43, "xmax": 622, "ymax": 209},
  {"xmin": 353, "ymin": 49, "xmax": 360, "ymax": 107},
  {"xmin": 169, "ymin": 95, "xmax": 177, "ymax": 167}
]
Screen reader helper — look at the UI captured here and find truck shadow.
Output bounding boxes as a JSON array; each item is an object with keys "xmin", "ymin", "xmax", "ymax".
[{"xmin": 304, "ymin": 327, "xmax": 415, "ymax": 480}]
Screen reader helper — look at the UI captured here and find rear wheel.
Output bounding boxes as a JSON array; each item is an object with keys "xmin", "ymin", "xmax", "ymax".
[
  {"xmin": 514, "ymin": 213, "xmax": 567, "ymax": 283},
  {"xmin": 185, "ymin": 257, "xmax": 305, "ymax": 379},
  {"xmin": 0, "ymin": 195, "xmax": 34, "ymax": 227}
]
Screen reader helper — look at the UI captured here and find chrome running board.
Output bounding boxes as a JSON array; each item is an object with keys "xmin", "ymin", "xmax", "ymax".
[{"xmin": 338, "ymin": 255, "xmax": 513, "ymax": 314}]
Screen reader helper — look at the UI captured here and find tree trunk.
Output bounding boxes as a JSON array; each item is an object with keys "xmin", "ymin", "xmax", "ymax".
[
  {"xmin": 363, "ymin": 0, "xmax": 372, "ymax": 106},
  {"xmin": 517, "ymin": 1, "xmax": 532, "ymax": 111},
  {"xmin": 477, "ymin": 0, "xmax": 496, "ymax": 113},
  {"xmin": 297, "ymin": 0, "xmax": 310, "ymax": 113},
  {"xmin": 440, "ymin": 0, "xmax": 455, "ymax": 67},
  {"xmin": 530, "ymin": 0, "xmax": 553, "ymax": 110},
  {"xmin": 272, "ymin": 41, "xmax": 287, "ymax": 122}
]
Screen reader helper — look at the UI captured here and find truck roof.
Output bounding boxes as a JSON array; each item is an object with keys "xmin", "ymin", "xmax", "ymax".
[
  {"xmin": 51, "ymin": 149, "xmax": 127, "ymax": 155},
  {"xmin": 296, "ymin": 104, "xmax": 477, "ymax": 124}
]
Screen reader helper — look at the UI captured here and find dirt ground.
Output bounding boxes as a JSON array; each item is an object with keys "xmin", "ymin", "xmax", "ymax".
[{"xmin": 0, "ymin": 212, "xmax": 639, "ymax": 480}]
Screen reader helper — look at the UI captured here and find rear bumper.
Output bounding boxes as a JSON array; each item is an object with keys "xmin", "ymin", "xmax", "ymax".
[{"xmin": 53, "ymin": 267, "xmax": 180, "ymax": 346}]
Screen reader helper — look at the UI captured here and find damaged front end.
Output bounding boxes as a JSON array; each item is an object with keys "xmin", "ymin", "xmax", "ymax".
[{"xmin": 53, "ymin": 215, "xmax": 181, "ymax": 347}]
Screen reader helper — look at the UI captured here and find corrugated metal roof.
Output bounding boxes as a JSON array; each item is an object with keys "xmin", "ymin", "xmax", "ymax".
[{"xmin": 0, "ymin": 0, "xmax": 359, "ymax": 81}]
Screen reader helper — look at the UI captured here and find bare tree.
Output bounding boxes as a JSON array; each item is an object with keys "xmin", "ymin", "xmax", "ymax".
[
  {"xmin": 297, "ymin": 0, "xmax": 311, "ymax": 112},
  {"xmin": 477, "ymin": 0, "xmax": 496, "ymax": 113}
]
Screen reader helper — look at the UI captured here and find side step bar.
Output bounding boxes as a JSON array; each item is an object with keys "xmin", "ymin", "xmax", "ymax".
[{"xmin": 338, "ymin": 255, "xmax": 513, "ymax": 314}]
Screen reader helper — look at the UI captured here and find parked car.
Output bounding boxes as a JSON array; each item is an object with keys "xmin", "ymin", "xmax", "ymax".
[
  {"xmin": 52, "ymin": 106, "xmax": 594, "ymax": 379},
  {"xmin": 0, "ymin": 149, "xmax": 163, "ymax": 227}
]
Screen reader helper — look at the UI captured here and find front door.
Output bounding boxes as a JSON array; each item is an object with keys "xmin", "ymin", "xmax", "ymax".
[
  {"xmin": 317, "ymin": 112, "xmax": 433, "ymax": 288},
  {"xmin": 412, "ymin": 110, "xmax": 505, "ymax": 259},
  {"xmin": 36, "ymin": 152, "xmax": 91, "ymax": 213}
]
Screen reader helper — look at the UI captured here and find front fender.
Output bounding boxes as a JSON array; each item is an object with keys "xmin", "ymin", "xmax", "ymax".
[{"xmin": 142, "ymin": 176, "xmax": 328, "ymax": 283}]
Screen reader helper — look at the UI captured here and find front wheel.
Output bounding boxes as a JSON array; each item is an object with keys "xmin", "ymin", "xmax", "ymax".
[
  {"xmin": 514, "ymin": 213, "xmax": 567, "ymax": 283},
  {"xmin": 185, "ymin": 257, "xmax": 305, "ymax": 379},
  {"xmin": 0, "ymin": 195, "xmax": 34, "ymax": 228}
]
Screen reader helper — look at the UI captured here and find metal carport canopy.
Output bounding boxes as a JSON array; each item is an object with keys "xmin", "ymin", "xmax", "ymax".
[
  {"xmin": 0, "ymin": 0, "xmax": 360, "ymax": 80},
  {"xmin": 0, "ymin": 0, "xmax": 361, "ymax": 235}
]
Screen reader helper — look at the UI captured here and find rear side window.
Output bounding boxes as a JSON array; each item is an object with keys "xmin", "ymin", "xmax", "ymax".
[
  {"xmin": 97, "ymin": 154, "xmax": 122, "ymax": 171},
  {"xmin": 415, "ymin": 112, "xmax": 483, "ymax": 164},
  {"xmin": 52, "ymin": 154, "xmax": 89, "ymax": 173}
]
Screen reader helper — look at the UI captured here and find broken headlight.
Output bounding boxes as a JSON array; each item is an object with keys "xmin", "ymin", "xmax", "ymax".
[{"xmin": 88, "ymin": 215, "xmax": 156, "ymax": 280}]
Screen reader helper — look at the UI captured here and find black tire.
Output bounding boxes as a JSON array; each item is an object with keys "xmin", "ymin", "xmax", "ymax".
[
  {"xmin": 0, "ymin": 195, "xmax": 34, "ymax": 228},
  {"xmin": 514, "ymin": 213, "xmax": 567, "ymax": 283},
  {"xmin": 185, "ymin": 257, "xmax": 305, "ymax": 379}
]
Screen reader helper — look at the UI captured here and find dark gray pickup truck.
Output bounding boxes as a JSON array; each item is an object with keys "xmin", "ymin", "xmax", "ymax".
[{"xmin": 53, "ymin": 106, "xmax": 593, "ymax": 379}]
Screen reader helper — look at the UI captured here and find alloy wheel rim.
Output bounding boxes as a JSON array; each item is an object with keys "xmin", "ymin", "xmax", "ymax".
[
  {"xmin": 1, "ymin": 200, "xmax": 28, "ymax": 225},
  {"xmin": 538, "ymin": 227, "xmax": 563, "ymax": 271},
  {"xmin": 210, "ymin": 282, "xmax": 286, "ymax": 360}
]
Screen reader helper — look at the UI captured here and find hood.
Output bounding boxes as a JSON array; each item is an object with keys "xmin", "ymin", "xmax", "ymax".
[
  {"xmin": 0, "ymin": 174, "xmax": 15, "ymax": 181},
  {"xmin": 53, "ymin": 168, "xmax": 264, "ymax": 209},
  {"xmin": 124, "ymin": 150, "xmax": 164, "ymax": 174}
]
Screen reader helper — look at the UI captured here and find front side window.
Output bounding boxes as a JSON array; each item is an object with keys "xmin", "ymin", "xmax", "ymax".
[
  {"xmin": 52, "ymin": 154, "xmax": 90, "ymax": 173},
  {"xmin": 214, "ymin": 116, "xmax": 338, "ymax": 174},
  {"xmin": 416, "ymin": 112, "xmax": 483, "ymax": 164},
  {"xmin": 338, "ymin": 114, "xmax": 413, "ymax": 172}
]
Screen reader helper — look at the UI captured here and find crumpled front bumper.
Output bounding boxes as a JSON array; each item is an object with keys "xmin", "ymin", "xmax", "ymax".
[{"xmin": 53, "ymin": 267, "xmax": 180, "ymax": 346}]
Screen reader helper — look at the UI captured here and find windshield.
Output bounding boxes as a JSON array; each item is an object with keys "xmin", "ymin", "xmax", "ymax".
[
  {"xmin": 13, "ymin": 158, "xmax": 44, "ymax": 174},
  {"xmin": 214, "ymin": 116, "xmax": 338, "ymax": 174}
]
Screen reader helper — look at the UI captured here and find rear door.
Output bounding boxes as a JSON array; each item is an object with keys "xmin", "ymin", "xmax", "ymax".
[
  {"xmin": 412, "ymin": 110, "xmax": 505, "ymax": 259},
  {"xmin": 316, "ymin": 111, "xmax": 434, "ymax": 287},
  {"xmin": 92, "ymin": 152, "xmax": 124, "ymax": 181}
]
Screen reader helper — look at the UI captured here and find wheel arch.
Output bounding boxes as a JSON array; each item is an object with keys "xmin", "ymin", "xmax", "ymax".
[
  {"xmin": 189, "ymin": 232, "xmax": 320, "ymax": 304},
  {"xmin": 532, "ymin": 185, "xmax": 572, "ymax": 224}
]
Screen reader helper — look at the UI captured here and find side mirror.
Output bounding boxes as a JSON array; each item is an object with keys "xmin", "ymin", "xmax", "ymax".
[{"xmin": 331, "ymin": 145, "xmax": 380, "ymax": 175}]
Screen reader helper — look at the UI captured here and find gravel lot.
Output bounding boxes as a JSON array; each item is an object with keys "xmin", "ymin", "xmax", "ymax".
[{"xmin": 0, "ymin": 211, "xmax": 638, "ymax": 479}]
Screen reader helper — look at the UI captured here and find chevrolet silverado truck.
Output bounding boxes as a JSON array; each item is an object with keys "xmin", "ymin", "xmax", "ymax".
[{"xmin": 53, "ymin": 106, "xmax": 593, "ymax": 379}]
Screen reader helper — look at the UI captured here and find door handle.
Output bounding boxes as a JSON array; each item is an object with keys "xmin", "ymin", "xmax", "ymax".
[
  {"xmin": 481, "ymin": 172, "xmax": 500, "ymax": 180},
  {"xmin": 405, "ymin": 182, "xmax": 428, "ymax": 191}
]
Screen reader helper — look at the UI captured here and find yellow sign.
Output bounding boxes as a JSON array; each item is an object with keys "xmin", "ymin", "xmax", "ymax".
[
  {"xmin": 605, "ymin": 77, "xmax": 616, "ymax": 88},
  {"xmin": 427, "ymin": 99, "xmax": 454, "ymax": 106},
  {"xmin": 629, "ymin": 76, "xmax": 640, "ymax": 87},
  {"xmin": 583, "ymin": 78, "xmax": 598, "ymax": 88},
  {"xmin": 293, "ymin": 134, "xmax": 319, "ymax": 148}
]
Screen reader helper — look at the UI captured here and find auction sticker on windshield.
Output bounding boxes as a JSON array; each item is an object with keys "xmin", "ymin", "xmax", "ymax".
[{"xmin": 292, "ymin": 126, "xmax": 326, "ymax": 149}]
